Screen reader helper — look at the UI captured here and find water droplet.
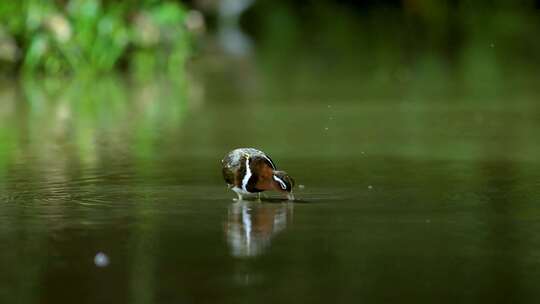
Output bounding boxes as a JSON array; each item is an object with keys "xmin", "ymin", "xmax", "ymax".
[{"xmin": 94, "ymin": 252, "xmax": 110, "ymax": 267}]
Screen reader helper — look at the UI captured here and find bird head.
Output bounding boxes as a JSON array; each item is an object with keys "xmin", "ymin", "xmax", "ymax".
[{"xmin": 272, "ymin": 171, "xmax": 295, "ymax": 193}]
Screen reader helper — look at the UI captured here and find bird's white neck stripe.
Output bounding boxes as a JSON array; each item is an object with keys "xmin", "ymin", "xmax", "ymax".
[
  {"xmin": 262, "ymin": 155, "xmax": 276, "ymax": 169},
  {"xmin": 241, "ymin": 157, "xmax": 252, "ymax": 191},
  {"xmin": 273, "ymin": 175, "xmax": 287, "ymax": 190}
]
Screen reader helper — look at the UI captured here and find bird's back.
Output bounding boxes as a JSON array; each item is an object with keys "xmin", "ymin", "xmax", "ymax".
[{"xmin": 221, "ymin": 148, "xmax": 277, "ymax": 188}]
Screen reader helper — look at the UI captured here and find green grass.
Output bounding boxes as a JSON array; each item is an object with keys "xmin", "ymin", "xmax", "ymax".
[{"xmin": 0, "ymin": 0, "xmax": 190, "ymax": 75}]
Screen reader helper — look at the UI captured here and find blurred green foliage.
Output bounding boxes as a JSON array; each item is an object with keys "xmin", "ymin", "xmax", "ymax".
[
  {"xmin": 249, "ymin": 1, "xmax": 540, "ymax": 101},
  {"xmin": 0, "ymin": 0, "xmax": 190, "ymax": 75}
]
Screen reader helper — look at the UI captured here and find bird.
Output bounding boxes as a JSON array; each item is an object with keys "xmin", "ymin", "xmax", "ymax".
[{"xmin": 221, "ymin": 148, "xmax": 295, "ymax": 201}]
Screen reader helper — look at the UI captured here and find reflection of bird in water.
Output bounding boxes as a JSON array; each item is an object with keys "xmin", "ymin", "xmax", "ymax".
[
  {"xmin": 222, "ymin": 148, "xmax": 295, "ymax": 201},
  {"xmin": 226, "ymin": 201, "xmax": 293, "ymax": 257}
]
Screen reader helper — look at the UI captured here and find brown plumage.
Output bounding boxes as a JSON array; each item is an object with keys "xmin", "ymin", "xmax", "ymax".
[{"xmin": 221, "ymin": 148, "xmax": 295, "ymax": 200}]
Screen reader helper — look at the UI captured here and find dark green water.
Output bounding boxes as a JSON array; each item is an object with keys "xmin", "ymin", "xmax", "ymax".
[{"xmin": 2, "ymin": 52, "xmax": 540, "ymax": 303}]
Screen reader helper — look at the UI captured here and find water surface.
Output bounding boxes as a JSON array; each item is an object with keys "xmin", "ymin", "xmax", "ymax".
[{"xmin": 1, "ymin": 55, "xmax": 540, "ymax": 303}]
